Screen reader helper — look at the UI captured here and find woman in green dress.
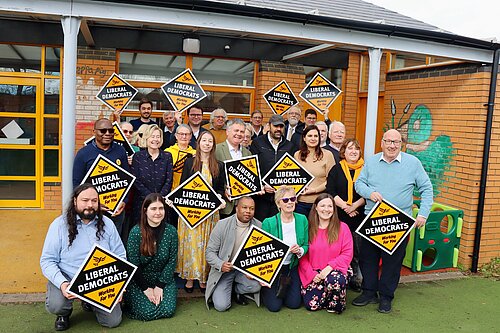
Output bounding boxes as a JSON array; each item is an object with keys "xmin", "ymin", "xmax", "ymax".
[{"xmin": 124, "ymin": 193, "xmax": 178, "ymax": 321}]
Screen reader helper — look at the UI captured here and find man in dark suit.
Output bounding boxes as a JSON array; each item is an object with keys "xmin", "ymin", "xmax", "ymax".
[
  {"xmin": 284, "ymin": 106, "xmax": 304, "ymax": 151},
  {"xmin": 324, "ymin": 120, "xmax": 346, "ymax": 165}
]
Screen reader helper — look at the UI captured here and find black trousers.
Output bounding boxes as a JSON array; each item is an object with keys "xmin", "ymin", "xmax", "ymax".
[{"xmin": 359, "ymin": 237, "xmax": 408, "ymax": 301}]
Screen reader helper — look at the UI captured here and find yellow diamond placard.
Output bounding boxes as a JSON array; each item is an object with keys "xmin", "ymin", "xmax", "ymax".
[
  {"xmin": 68, "ymin": 244, "xmax": 137, "ymax": 313},
  {"xmin": 231, "ymin": 226, "xmax": 290, "ymax": 287},
  {"xmin": 166, "ymin": 171, "xmax": 224, "ymax": 230},
  {"xmin": 161, "ymin": 69, "xmax": 207, "ymax": 112},
  {"xmin": 262, "ymin": 153, "xmax": 314, "ymax": 196},
  {"xmin": 356, "ymin": 199, "xmax": 416, "ymax": 255}
]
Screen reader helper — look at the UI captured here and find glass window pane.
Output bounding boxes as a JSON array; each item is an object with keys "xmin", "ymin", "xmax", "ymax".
[
  {"xmin": 119, "ymin": 52, "xmax": 186, "ymax": 82},
  {"xmin": 0, "ymin": 83, "xmax": 36, "ymax": 113},
  {"xmin": 45, "ymin": 47, "xmax": 61, "ymax": 75},
  {"xmin": 44, "ymin": 79, "xmax": 60, "ymax": 114},
  {"xmin": 0, "ymin": 117, "xmax": 36, "ymax": 144},
  {"xmin": 198, "ymin": 91, "xmax": 250, "ymax": 115},
  {"xmin": 304, "ymin": 67, "xmax": 343, "ymax": 90},
  {"xmin": 0, "ymin": 149, "xmax": 35, "ymax": 176},
  {"xmin": 392, "ymin": 53, "xmax": 427, "ymax": 70},
  {"xmin": 44, "ymin": 118, "xmax": 59, "ymax": 145},
  {"xmin": 192, "ymin": 57, "xmax": 254, "ymax": 86},
  {"xmin": 0, "ymin": 44, "xmax": 41, "ymax": 73},
  {"xmin": 0, "ymin": 180, "xmax": 35, "ymax": 200},
  {"xmin": 44, "ymin": 149, "xmax": 59, "ymax": 177}
]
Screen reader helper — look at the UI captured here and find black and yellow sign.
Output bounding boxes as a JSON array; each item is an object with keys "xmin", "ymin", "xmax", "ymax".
[
  {"xmin": 355, "ymin": 199, "xmax": 415, "ymax": 255},
  {"xmin": 224, "ymin": 155, "xmax": 263, "ymax": 200},
  {"xmin": 262, "ymin": 153, "xmax": 314, "ymax": 196},
  {"xmin": 83, "ymin": 122, "xmax": 134, "ymax": 157},
  {"xmin": 96, "ymin": 73, "xmax": 138, "ymax": 112},
  {"xmin": 68, "ymin": 244, "xmax": 137, "ymax": 313},
  {"xmin": 166, "ymin": 171, "xmax": 224, "ymax": 230},
  {"xmin": 231, "ymin": 226, "xmax": 290, "ymax": 287},
  {"xmin": 263, "ymin": 80, "xmax": 298, "ymax": 115},
  {"xmin": 80, "ymin": 154, "xmax": 136, "ymax": 214},
  {"xmin": 299, "ymin": 72, "xmax": 342, "ymax": 113},
  {"xmin": 161, "ymin": 69, "xmax": 207, "ymax": 112}
]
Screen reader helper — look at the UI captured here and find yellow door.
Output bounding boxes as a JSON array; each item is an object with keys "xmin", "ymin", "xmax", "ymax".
[{"xmin": 0, "ymin": 77, "xmax": 42, "ymax": 207}]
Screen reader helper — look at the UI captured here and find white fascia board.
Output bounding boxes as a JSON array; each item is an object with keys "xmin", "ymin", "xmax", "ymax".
[{"xmin": 0, "ymin": 0, "xmax": 494, "ymax": 63}]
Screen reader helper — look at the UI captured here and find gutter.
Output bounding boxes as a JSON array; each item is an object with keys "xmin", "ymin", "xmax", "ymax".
[{"xmin": 472, "ymin": 47, "xmax": 500, "ymax": 272}]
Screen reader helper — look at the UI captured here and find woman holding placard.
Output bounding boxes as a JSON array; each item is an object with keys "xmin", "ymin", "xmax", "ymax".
[
  {"xmin": 298, "ymin": 193, "xmax": 353, "ymax": 313},
  {"xmin": 261, "ymin": 185, "xmax": 308, "ymax": 312},
  {"xmin": 174, "ymin": 131, "xmax": 225, "ymax": 293},
  {"xmin": 125, "ymin": 193, "xmax": 178, "ymax": 321},
  {"xmin": 294, "ymin": 125, "xmax": 335, "ymax": 218}
]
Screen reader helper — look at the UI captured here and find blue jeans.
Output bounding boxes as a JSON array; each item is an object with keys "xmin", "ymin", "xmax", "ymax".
[{"xmin": 261, "ymin": 265, "xmax": 301, "ymax": 312}]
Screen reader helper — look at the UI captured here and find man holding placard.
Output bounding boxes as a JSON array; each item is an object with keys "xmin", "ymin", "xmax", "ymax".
[
  {"xmin": 354, "ymin": 129, "xmax": 433, "ymax": 313},
  {"xmin": 205, "ymin": 197, "xmax": 262, "ymax": 311},
  {"xmin": 40, "ymin": 184, "xmax": 126, "ymax": 331}
]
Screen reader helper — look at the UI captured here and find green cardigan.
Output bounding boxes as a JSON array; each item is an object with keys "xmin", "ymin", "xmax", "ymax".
[{"xmin": 261, "ymin": 212, "xmax": 309, "ymax": 268}]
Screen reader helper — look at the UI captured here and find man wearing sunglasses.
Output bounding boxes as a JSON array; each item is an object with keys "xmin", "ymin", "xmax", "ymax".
[
  {"xmin": 354, "ymin": 129, "xmax": 433, "ymax": 314},
  {"xmin": 73, "ymin": 118, "xmax": 129, "ymax": 238}
]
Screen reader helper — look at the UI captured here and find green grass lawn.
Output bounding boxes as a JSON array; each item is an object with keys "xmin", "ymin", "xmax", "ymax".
[{"xmin": 1, "ymin": 277, "xmax": 499, "ymax": 333}]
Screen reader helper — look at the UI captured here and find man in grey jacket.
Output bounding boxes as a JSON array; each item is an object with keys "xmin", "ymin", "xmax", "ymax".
[{"xmin": 205, "ymin": 196, "xmax": 261, "ymax": 311}]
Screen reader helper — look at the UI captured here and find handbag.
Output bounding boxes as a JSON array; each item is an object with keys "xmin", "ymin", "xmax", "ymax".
[{"xmin": 274, "ymin": 215, "xmax": 291, "ymax": 299}]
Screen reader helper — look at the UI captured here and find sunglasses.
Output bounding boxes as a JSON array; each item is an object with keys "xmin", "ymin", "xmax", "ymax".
[
  {"xmin": 281, "ymin": 196, "xmax": 297, "ymax": 203},
  {"xmin": 96, "ymin": 128, "xmax": 114, "ymax": 134}
]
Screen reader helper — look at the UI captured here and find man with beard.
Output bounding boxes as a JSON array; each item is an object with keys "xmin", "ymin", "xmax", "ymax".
[
  {"xmin": 205, "ymin": 197, "xmax": 261, "ymax": 311},
  {"xmin": 40, "ymin": 184, "xmax": 126, "ymax": 331},
  {"xmin": 250, "ymin": 114, "xmax": 294, "ymax": 222},
  {"xmin": 284, "ymin": 106, "xmax": 304, "ymax": 151},
  {"xmin": 73, "ymin": 118, "xmax": 129, "ymax": 237},
  {"xmin": 130, "ymin": 98, "xmax": 155, "ymax": 131}
]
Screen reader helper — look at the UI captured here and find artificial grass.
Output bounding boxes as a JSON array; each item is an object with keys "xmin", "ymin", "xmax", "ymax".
[{"xmin": 1, "ymin": 277, "xmax": 499, "ymax": 333}]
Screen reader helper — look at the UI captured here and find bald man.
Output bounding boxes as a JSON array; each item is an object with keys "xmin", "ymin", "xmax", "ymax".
[{"xmin": 354, "ymin": 129, "xmax": 433, "ymax": 314}]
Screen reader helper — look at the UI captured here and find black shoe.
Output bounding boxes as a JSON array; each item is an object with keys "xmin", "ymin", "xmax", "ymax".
[
  {"xmin": 54, "ymin": 315, "xmax": 70, "ymax": 331},
  {"xmin": 184, "ymin": 285, "xmax": 194, "ymax": 293},
  {"xmin": 234, "ymin": 293, "xmax": 249, "ymax": 306},
  {"xmin": 378, "ymin": 299, "xmax": 392, "ymax": 313},
  {"xmin": 352, "ymin": 293, "xmax": 379, "ymax": 306},
  {"xmin": 81, "ymin": 301, "xmax": 92, "ymax": 312},
  {"xmin": 348, "ymin": 282, "xmax": 362, "ymax": 293}
]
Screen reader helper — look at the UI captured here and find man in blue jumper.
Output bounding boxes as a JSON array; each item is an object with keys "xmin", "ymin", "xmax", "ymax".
[
  {"xmin": 72, "ymin": 118, "xmax": 129, "ymax": 237},
  {"xmin": 353, "ymin": 129, "xmax": 433, "ymax": 313}
]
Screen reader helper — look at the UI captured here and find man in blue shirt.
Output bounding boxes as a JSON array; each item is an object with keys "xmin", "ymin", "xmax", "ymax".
[
  {"xmin": 354, "ymin": 129, "xmax": 433, "ymax": 314},
  {"xmin": 73, "ymin": 118, "xmax": 129, "ymax": 237},
  {"xmin": 40, "ymin": 184, "xmax": 126, "ymax": 331}
]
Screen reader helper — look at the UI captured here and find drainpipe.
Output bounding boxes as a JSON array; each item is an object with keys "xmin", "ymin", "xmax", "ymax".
[{"xmin": 471, "ymin": 48, "xmax": 500, "ymax": 272}]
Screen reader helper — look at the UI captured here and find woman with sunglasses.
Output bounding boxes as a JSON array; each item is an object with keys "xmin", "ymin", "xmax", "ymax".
[
  {"xmin": 131, "ymin": 125, "xmax": 173, "ymax": 229},
  {"xmin": 294, "ymin": 125, "xmax": 335, "ymax": 218},
  {"xmin": 298, "ymin": 193, "xmax": 353, "ymax": 314},
  {"xmin": 124, "ymin": 193, "xmax": 178, "ymax": 321},
  {"xmin": 261, "ymin": 185, "xmax": 309, "ymax": 312}
]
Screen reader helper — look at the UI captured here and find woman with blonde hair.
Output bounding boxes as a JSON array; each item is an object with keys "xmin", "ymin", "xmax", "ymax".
[{"xmin": 298, "ymin": 193, "xmax": 353, "ymax": 313}]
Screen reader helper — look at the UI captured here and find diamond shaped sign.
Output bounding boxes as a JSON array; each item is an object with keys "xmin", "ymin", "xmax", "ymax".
[
  {"xmin": 161, "ymin": 69, "xmax": 207, "ymax": 112},
  {"xmin": 96, "ymin": 73, "xmax": 138, "ymax": 112},
  {"xmin": 166, "ymin": 171, "xmax": 223, "ymax": 230},
  {"xmin": 355, "ymin": 199, "xmax": 416, "ymax": 255},
  {"xmin": 224, "ymin": 155, "xmax": 263, "ymax": 200},
  {"xmin": 263, "ymin": 80, "xmax": 298, "ymax": 116},
  {"xmin": 299, "ymin": 72, "xmax": 342, "ymax": 113},
  {"xmin": 262, "ymin": 152, "xmax": 314, "ymax": 196}
]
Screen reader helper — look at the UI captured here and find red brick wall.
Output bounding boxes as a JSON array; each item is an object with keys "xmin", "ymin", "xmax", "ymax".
[
  {"xmin": 43, "ymin": 183, "xmax": 62, "ymax": 210},
  {"xmin": 343, "ymin": 53, "xmax": 360, "ymax": 134}
]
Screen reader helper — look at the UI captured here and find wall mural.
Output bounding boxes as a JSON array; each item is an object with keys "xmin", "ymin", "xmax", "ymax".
[{"xmin": 385, "ymin": 98, "xmax": 456, "ymax": 196}]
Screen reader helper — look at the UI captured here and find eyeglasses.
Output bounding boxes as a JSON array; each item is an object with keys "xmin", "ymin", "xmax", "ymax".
[
  {"xmin": 177, "ymin": 132, "xmax": 191, "ymax": 137},
  {"xmin": 382, "ymin": 139, "xmax": 402, "ymax": 146},
  {"xmin": 281, "ymin": 196, "xmax": 297, "ymax": 203},
  {"xmin": 214, "ymin": 116, "xmax": 225, "ymax": 119},
  {"xmin": 96, "ymin": 128, "xmax": 114, "ymax": 134},
  {"xmin": 122, "ymin": 129, "xmax": 132, "ymax": 134},
  {"xmin": 189, "ymin": 114, "xmax": 202, "ymax": 118}
]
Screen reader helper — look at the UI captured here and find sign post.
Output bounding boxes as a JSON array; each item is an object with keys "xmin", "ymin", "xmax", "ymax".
[
  {"xmin": 231, "ymin": 226, "xmax": 290, "ymax": 287},
  {"xmin": 224, "ymin": 155, "xmax": 263, "ymax": 200},
  {"xmin": 355, "ymin": 199, "xmax": 415, "ymax": 255},
  {"xmin": 68, "ymin": 245, "xmax": 137, "ymax": 313}
]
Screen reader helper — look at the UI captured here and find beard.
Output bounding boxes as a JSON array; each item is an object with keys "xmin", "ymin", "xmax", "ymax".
[
  {"xmin": 77, "ymin": 208, "xmax": 97, "ymax": 221},
  {"xmin": 288, "ymin": 118, "xmax": 298, "ymax": 126}
]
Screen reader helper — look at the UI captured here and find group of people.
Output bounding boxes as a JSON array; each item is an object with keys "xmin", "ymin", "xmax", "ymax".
[{"xmin": 40, "ymin": 98, "xmax": 433, "ymax": 331}]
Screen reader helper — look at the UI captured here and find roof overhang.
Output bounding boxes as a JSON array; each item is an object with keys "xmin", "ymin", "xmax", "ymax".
[{"xmin": 0, "ymin": 0, "xmax": 498, "ymax": 64}]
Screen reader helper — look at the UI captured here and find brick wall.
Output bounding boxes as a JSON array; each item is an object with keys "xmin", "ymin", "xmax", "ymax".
[
  {"xmin": 43, "ymin": 183, "xmax": 62, "ymax": 210},
  {"xmin": 255, "ymin": 60, "xmax": 306, "ymax": 121},
  {"xmin": 385, "ymin": 62, "xmax": 499, "ymax": 267}
]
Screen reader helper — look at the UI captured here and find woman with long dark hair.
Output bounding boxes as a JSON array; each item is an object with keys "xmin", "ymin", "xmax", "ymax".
[
  {"xmin": 124, "ymin": 193, "xmax": 178, "ymax": 321},
  {"xmin": 294, "ymin": 125, "xmax": 335, "ymax": 217},
  {"xmin": 175, "ymin": 131, "xmax": 225, "ymax": 293},
  {"xmin": 298, "ymin": 193, "xmax": 353, "ymax": 313}
]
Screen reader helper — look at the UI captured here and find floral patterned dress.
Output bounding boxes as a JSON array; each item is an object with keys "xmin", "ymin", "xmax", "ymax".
[{"xmin": 176, "ymin": 162, "xmax": 219, "ymax": 282}]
